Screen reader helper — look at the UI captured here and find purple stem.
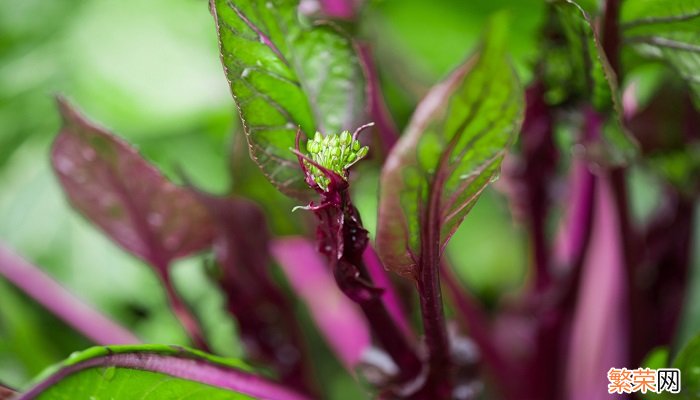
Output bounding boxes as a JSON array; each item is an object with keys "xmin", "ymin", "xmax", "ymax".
[
  {"xmin": 318, "ymin": 0, "xmax": 357, "ymax": 20},
  {"xmin": 357, "ymin": 43, "xmax": 400, "ymax": 157},
  {"xmin": 0, "ymin": 243, "xmax": 141, "ymax": 345},
  {"xmin": 565, "ymin": 173, "xmax": 628, "ymax": 400},
  {"xmin": 554, "ymin": 108, "xmax": 601, "ymax": 274},
  {"xmin": 18, "ymin": 351, "xmax": 311, "ymax": 400},
  {"xmin": 520, "ymin": 83, "xmax": 558, "ymax": 291},
  {"xmin": 157, "ymin": 268, "xmax": 211, "ymax": 352},
  {"xmin": 272, "ymin": 237, "xmax": 371, "ymax": 370},
  {"xmin": 417, "ymin": 178, "xmax": 451, "ymax": 397},
  {"xmin": 362, "ymin": 245, "xmax": 413, "ymax": 339}
]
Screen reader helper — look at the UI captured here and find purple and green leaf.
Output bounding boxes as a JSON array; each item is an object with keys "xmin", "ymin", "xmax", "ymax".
[
  {"xmin": 376, "ymin": 19, "xmax": 524, "ymax": 280},
  {"xmin": 17, "ymin": 345, "xmax": 310, "ymax": 400},
  {"xmin": 210, "ymin": 0, "xmax": 367, "ymax": 198}
]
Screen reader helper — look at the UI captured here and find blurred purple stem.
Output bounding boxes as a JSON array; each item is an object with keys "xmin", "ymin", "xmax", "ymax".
[
  {"xmin": 318, "ymin": 0, "xmax": 357, "ymax": 20},
  {"xmin": 565, "ymin": 173, "xmax": 628, "ymax": 400},
  {"xmin": 0, "ymin": 242, "xmax": 141, "ymax": 345},
  {"xmin": 520, "ymin": 82, "xmax": 558, "ymax": 290},
  {"xmin": 158, "ymin": 269, "xmax": 211, "ymax": 352},
  {"xmin": 554, "ymin": 108, "xmax": 601, "ymax": 275},
  {"xmin": 357, "ymin": 43, "xmax": 400, "ymax": 157},
  {"xmin": 272, "ymin": 237, "xmax": 371, "ymax": 370},
  {"xmin": 363, "ymin": 245, "xmax": 413, "ymax": 339}
]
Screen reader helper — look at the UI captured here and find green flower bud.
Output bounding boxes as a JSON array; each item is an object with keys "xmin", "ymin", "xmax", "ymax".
[
  {"xmin": 340, "ymin": 130, "xmax": 351, "ymax": 145},
  {"xmin": 300, "ymin": 128, "xmax": 372, "ymax": 191}
]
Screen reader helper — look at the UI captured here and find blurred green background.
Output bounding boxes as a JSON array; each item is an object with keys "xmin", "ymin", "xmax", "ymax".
[{"xmin": 5, "ymin": 0, "xmax": 693, "ymax": 397}]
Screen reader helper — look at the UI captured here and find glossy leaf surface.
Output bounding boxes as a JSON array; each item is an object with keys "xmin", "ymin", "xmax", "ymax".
[{"xmin": 211, "ymin": 0, "xmax": 366, "ymax": 198}]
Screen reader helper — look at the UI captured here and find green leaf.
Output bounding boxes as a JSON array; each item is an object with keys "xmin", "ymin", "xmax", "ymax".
[
  {"xmin": 544, "ymin": 1, "xmax": 616, "ymax": 111},
  {"xmin": 668, "ymin": 334, "xmax": 700, "ymax": 399},
  {"xmin": 210, "ymin": 0, "xmax": 366, "ymax": 198},
  {"xmin": 647, "ymin": 145, "xmax": 700, "ymax": 196},
  {"xmin": 376, "ymin": 16, "xmax": 524, "ymax": 279},
  {"xmin": 18, "ymin": 345, "xmax": 310, "ymax": 400},
  {"xmin": 642, "ymin": 347, "xmax": 669, "ymax": 370},
  {"xmin": 622, "ymin": 0, "xmax": 700, "ymax": 107},
  {"xmin": 547, "ymin": 0, "xmax": 639, "ymax": 164}
]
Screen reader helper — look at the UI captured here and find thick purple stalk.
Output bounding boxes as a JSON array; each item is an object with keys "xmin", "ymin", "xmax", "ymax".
[
  {"xmin": 520, "ymin": 82, "xmax": 558, "ymax": 290},
  {"xmin": 362, "ymin": 245, "xmax": 413, "ymax": 339},
  {"xmin": 601, "ymin": 0, "xmax": 640, "ymax": 367},
  {"xmin": 0, "ymin": 243, "xmax": 141, "ymax": 345},
  {"xmin": 417, "ymin": 173, "xmax": 452, "ymax": 397},
  {"xmin": 602, "ymin": 0, "xmax": 622, "ymax": 75},
  {"xmin": 293, "ymin": 141, "xmax": 423, "ymax": 386},
  {"xmin": 18, "ymin": 352, "xmax": 311, "ymax": 400},
  {"xmin": 554, "ymin": 108, "xmax": 601, "ymax": 276}
]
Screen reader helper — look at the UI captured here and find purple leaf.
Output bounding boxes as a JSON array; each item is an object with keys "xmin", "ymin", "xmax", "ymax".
[
  {"xmin": 0, "ymin": 242, "xmax": 141, "ymax": 345},
  {"xmin": 272, "ymin": 237, "xmax": 371, "ymax": 370},
  {"xmin": 51, "ymin": 98, "xmax": 214, "ymax": 269}
]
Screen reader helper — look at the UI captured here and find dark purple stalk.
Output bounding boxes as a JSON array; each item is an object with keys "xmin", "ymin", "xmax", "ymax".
[
  {"xmin": 520, "ymin": 82, "xmax": 558, "ymax": 290},
  {"xmin": 555, "ymin": 107, "xmax": 601, "ymax": 299},
  {"xmin": 601, "ymin": 0, "xmax": 639, "ymax": 367},
  {"xmin": 416, "ymin": 174, "xmax": 452, "ymax": 398},
  {"xmin": 0, "ymin": 243, "xmax": 141, "ymax": 345},
  {"xmin": 321, "ymin": 202, "xmax": 423, "ymax": 383},
  {"xmin": 293, "ymin": 132, "xmax": 423, "ymax": 386},
  {"xmin": 157, "ymin": 269, "xmax": 210, "ymax": 352},
  {"xmin": 357, "ymin": 43, "xmax": 400, "ymax": 157},
  {"xmin": 18, "ymin": 351, "xmax": 311, "ymax": 400}
]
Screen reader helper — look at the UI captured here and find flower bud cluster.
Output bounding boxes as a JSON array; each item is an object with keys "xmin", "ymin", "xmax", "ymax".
[{"xmin": 305, "ymin": 131, "xmax": 369, "ymax": 190}]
